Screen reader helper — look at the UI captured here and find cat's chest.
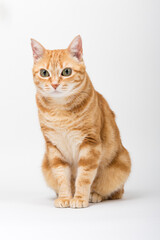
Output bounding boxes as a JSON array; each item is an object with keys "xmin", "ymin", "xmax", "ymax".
[
  {"xmin": 39, "ymin": 111, "xmax": 86, "ymax": 164},
  {"xmin": 45, "ymin": 127, "xmax": 85, "ymax": 165},
  {"xmin": 56, "ymin": 129, "xmax": 82, "ymax": 161}
]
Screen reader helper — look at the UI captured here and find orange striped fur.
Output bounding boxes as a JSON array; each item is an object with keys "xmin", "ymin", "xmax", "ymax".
[{"xmin": 31, "ymin": 35, "xmax": 131, "ymax": 208}]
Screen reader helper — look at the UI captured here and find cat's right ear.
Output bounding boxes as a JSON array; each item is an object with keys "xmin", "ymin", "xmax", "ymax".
[{"xmin": 31, "ymin": 39, "xmax": 45, "ymax": 62}]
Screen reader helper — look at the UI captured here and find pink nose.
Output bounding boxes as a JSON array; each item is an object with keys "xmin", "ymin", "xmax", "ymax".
[{"xmin": 51, "ymin": 83, "xmax": 59, "ymax": 89}]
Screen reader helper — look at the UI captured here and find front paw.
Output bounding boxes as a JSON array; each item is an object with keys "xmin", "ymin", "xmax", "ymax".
[
  {"xmin": 70, "ymin": 197, "xmax": 89, "ymax": 208},
  {"xmin": 54, "ymin": 198, "xmax": 71, "ymax": 208}
]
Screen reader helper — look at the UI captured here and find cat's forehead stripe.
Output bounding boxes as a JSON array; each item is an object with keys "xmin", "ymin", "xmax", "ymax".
[
  {"xmin": 48, "ymin": 50, "xmax": 65, "ymax": 70},
  {"xmin": 46, "ymin": 51, "xmax": 53, "ymax": 69},
  {"xmin": 56, "ymin": 51, "xmax": 61, "ymax": 68}
]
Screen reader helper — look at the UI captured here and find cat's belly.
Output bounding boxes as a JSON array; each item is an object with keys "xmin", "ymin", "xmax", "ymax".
[{"xmin": 46, "ymin": 128, "xmax": 85, "ymax": 166}]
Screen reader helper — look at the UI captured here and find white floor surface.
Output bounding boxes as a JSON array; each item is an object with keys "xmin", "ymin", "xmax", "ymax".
[{"xmin": 0, "ymin": 188, "xmax": 160, "ymax": 240}]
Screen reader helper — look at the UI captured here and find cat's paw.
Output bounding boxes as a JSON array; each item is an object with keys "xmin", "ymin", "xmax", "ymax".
[
  {"xmin": 54, "ymin": 198, "xmax": 70, "ymax": 208},
  {"xmin": 70, "ymin": 197, "xmax": 89, "ymax": 208},
  {"xmin": 89, "ymin": 192, "xmax": 103, "ymax": 203}
]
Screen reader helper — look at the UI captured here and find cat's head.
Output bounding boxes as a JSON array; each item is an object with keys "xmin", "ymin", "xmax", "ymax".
[{"xmin": 31, "ymin": 35, "xmax": 86, "ymax": 98}]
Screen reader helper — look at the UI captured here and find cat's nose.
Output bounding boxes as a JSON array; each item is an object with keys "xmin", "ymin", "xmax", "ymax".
[{"xmin": 51, "ymin": 83, "xmax": 59, "ymax": 89}]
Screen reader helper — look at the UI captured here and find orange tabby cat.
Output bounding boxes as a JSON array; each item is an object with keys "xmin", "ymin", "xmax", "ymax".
[{"xmin": 31, "ymin": 35, "xmax": 131, "ymax": 208}]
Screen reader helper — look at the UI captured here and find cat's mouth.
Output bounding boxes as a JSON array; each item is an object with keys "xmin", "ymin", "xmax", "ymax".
[
  {"xmin": 51, "ymin": 86, "xmax": 61, "ymax": 94},
  {"xmin": 50, "ymin": 89, "xmax": 64, "ymax": 96},
  {"xmin": 52, "ymin": 90, "xmax": 60, "ymax": 94}
]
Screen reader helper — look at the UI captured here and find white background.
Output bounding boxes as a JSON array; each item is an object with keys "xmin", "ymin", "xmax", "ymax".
[{"xmin": 0, "ymin": 0, "xmax": 160, "ymax": 239}]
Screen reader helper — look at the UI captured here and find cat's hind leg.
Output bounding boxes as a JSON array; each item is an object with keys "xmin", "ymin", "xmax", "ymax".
[
  {"xmin": 91, "ymin": 147, "xmax": 131, "ymax": 200},
  {"xmin": 107, "ymin": 187, "xmax": 124, "ymax": 200},
  {"xmin": 89, "ymin": 188, "xmax": 124, "ymax": 203},
  {"xmin": 89, "ymin": 192, "xmax": 103, "ymax": 203}
]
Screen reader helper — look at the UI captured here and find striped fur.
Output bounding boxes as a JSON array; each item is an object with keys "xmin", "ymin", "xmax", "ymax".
[{"xmin": 31, "ymin": 36, "xmax": 131, "ymax": 208}]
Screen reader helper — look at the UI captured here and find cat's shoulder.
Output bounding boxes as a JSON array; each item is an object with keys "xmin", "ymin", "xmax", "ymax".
[{"xmin": 96, "ymin": 91, "xmax": 116, "ymax": 118}]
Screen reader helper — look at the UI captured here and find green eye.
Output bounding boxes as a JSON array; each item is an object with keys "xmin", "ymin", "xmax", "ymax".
[
  {"xmin": 40, "ymin": 69, "xmax": 50, "ymax": 77},
  {"xmin": 61, "ymin": 68, "xmax": 72, "ymax": 76}
]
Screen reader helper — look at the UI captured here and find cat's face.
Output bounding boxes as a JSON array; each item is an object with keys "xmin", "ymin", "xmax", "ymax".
[{"xmin": 31, "ymin": 36, "xmax": 86, "ymax": 98}]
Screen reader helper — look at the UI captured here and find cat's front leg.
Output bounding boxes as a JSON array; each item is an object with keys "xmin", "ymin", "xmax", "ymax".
[
  {"xmin": 70, "ymin": 143, "xmax": 101, "ymax": 208},
  {"xmin": 47, "ymin": 143, "xmax": 72, "ymax": 208}
]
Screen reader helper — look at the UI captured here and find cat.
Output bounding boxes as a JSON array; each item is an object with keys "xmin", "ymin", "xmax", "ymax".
[{"xmin": 31, "ymin": 35, "xmax": 131, "ymax": 208}]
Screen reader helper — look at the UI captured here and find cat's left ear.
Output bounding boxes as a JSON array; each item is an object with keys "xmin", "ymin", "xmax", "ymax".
[
  {"xmin": 31, "ymin": 39, "xmax": 45, "ymax": 62},
  {"xmin": 68, "ymin": 35, "xmax": 83, "ymax": 61}
]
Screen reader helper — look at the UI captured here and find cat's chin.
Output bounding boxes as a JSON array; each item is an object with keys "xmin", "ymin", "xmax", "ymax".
[
  {"xmin": 47, "ymin": 90, "xmax": 68, "ymax": 98},
  {"xmin": 51, "ymin": 92, "xmax": 65, "ymax": 98},
  {"xmin": 38, "ymin": 88, "xmax": 67, "ymax": 98}
]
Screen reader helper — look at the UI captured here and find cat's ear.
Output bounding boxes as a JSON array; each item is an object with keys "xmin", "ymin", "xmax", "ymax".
[
  {"xmin": 31, "ymin": 39, "xmax": 45, "ymax": 62},
  {"xmin": 68, "ymin": 35, "xmax": 83, "ymax": 61}
]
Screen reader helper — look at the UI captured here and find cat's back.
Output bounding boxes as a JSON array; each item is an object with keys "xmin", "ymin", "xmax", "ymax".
[{"xmin": 96, "ymin": 91, "xmax": 116, "ymax": 119}]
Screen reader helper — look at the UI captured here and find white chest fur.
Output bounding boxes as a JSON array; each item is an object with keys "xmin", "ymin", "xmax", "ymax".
[{"xmin": 46, "ymin": 128, "xmax": 84, "ymax": 166}]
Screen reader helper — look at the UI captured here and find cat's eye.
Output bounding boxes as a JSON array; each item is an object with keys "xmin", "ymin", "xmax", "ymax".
[
  {"xmin": 40, "ymin": 69, "xmax": 50, "ymax": 78},
  {"xmin": 61, "ymin": 68, "xmax": 72, "ymax": 77}
]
